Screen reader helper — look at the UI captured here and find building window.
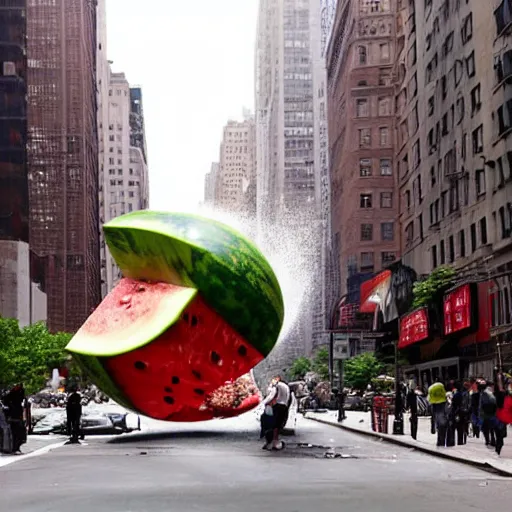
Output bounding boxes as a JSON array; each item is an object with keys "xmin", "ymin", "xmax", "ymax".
[
  {"xmin": 378, "ymin": 97, "xmax": 391, "ymax": 116},
  {"xmin": 380, "ymin": 158, "xmax": 392, "ymax": 175},
  {"xmin": 380, "ymin": 43, "xmax": 390, "ymax": 62},
  {"xmin": 428, "ymin": 96, "xmax": 435, "ymax": 116},
  {"xmin": 109, "ymin": 157, "xmax": 114, "ymax": 165},
  {"xmin": 470, "ymin": 223, "xmax": 477, "ymax": 252},
  {"xmin": 379, "ymin": 127, "xmax": 389, "ymax": 146},
  {"xmin": 359, "ymin": 128, "xmax": 371, "ymax": 147},
  {"xmin": 380, "ymin": 191, "xmax": 393, "ymax": 208},
  {"xmin": 358, "ymin": 46, "xmax": 367, "ymax": 65},
  {"xmin": 456, "ymin": 96, "xmax": 465, "ymax": 124},
  {"xmin": 459, "ymin": 230, "xmax": 466, "ymax": 258},
  {"xmin": 117, "ymin": 180, "xmax": 123, "ymax": 186},
  {"xmin": 381, "ymin": 222, "xmax": 394, "ymax": 241},
  {"xmin": 405, "ymin": 222, "xmax": 414, "ymax": 247},
  {"xmin": 360, "ymin": 252, "xmax": 374, "ymax": 272},
  {"xmin": 129, "ymin": 191, "xmax": 135, "ymax": 198},
  {"xmin": 440, "ymin": 240, "xmax": 445, "ymax": 264},
  {"xmin": 406, "ymin": 190, "xmax": 411, "ymax": 210},
  {"xmin": 360, "ymin": 193, "xmax": 373, "ymax": 208},
  {"xmin": 361, "ymin": 223, "xmax": 373, "ymax": 241},
  {"xmin": 475, "ymin": 168, "xmax": 486, "ymax": 196},
  {"xmin": 109, "ymin": 169, "xmax": 115, "ymax": 175},
  {"xmin": 441, "ymin": 75, "xmax": 447, "ymax": 99},
  {"xmin": 472, "ymin": 125, "xmax": 483, "ymax": 154},
  {"xmin": 466, "ymin": 51, "xmax": 476, "ymax": 77},
  {"xmin": 480, "ymin": 217, "xmax": 488, "ymax": 245},
  {"xmin": 431, "ymin": 245, "xmax": 438, "ymax": 269},
  {"xmin": 461, "ymin": 12, "xmax": 473, "ymax": 44},
  {"xmin": 471, "ymin": 84, "xmax": 481, "ymax": 115},
  {"xmin": 382, "ymin": 251, "xmax": 396, "ymax": 266},
  {"xmin": 412, "ymin": 139, "xmax": 421, "ymax": 168},
  {"xmin": 356, "ymin": 98, "xmax": 369, "ymax": 117},
  {"xmin": 448, "ymin": 235, "xmax": 455, "ymax": 263},
  {"xmin": 360, "ymin": 158, "xmax": 372, "ymax": 176}
]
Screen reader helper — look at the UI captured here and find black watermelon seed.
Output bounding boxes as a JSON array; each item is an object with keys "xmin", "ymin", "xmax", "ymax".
[
  {"xmin": 134, "ymin": 361, "xmax": 147, "ymax": 370},
  {"xmin": 164, "ymin": 387, "xmax": 173, "ymax": 393},
  {"xmin": 211, "ymin": 351, "xmax": 221, "ymax": 364},
  {"xmin": 194, "ymin": 388, "xmax": 205, "ymax": 395},
  {"xmin": 164, "ymin": 396, "xmax": 174, "ymax": 405},
  {"xmin": 238, "ymin": 346, "xmax": 247, "ymax": 357},
  {"xmin": 172, "ymin": 376, "xmax": 180, "ymax": 385},
  {"xmin": 191, "ymin": 315, "xmax": 198, "ymax": 327},
  {"xmin": 183, "ymin": 313, "xmax": 189, "ymax": 323},
  {"xmin": 192, "ymin": 370, "xmax": 201, "ymax": 380}
]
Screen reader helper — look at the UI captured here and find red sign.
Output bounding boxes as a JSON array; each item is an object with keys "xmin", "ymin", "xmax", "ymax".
[
  {"xmin": 399, "ymin": 307, "xmax": 429, "ymax": 349},
  {"xmin": 444, "ymin": 284, "xmax": 472, "ymax": 335}
]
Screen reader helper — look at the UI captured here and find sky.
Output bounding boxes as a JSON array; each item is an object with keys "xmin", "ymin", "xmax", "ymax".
[{"xmin": 106, "ymin": 0, "xmax": 259, "ymax": 211}]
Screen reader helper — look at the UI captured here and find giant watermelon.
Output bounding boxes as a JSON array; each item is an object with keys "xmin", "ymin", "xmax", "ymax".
[{"xmin": 66, "ymin": 211, "xmax": 284, "ymax": 421}]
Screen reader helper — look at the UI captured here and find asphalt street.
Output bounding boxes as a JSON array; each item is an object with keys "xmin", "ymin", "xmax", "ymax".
[{"xmin": 1, "ymin": 413, "xmax": 510, "ymax": 512}]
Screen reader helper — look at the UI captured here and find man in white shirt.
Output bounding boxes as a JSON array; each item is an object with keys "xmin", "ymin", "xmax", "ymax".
[{"xmin": 263, "ymin": 375, "xmax": 290, "ymax": 450}]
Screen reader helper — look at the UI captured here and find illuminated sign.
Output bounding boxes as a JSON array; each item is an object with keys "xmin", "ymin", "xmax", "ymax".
[
  {"xmin": 399, "ymin": 307, "xmax": 429, "ymax": 349},
  {"xmin": 444, "ymin": 284, "xmax": 472, "ymax": 335}
]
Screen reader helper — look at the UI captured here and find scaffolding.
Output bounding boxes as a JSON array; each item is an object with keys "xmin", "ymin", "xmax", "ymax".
[{"xmin": 27, "ymin": 0, "xmax": 100, "ymax": 333}]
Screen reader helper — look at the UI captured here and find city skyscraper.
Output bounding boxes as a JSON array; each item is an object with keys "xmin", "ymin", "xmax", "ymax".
[
  {"xmin": 327, "ymin": 0, "xmax": 398, "ymax": 302},
  {"xmin": 214, "ymin": 117, "xmax": 256, "ymax": 215},
  {"xmin": 0, "ymin": 0, "xmax": 45, "ymax": 326},
  {"xmin": 254, "ymin": 0, "xmax": 325, "ymax": 379},
  {"xmin": 26, "ymin": 0, "xmax": 101, "ymax": 333},
  {"xmin": 204, "ymin": 162, "xmax": 219, "ymax": 208}
]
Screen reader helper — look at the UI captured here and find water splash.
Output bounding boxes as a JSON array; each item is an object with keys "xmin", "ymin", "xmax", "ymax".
[{"xmin": 192, "ymin": 204, "xmax": 319, "ymax": 350}]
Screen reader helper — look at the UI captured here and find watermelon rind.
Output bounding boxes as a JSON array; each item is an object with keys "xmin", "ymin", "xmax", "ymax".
[
  {"xmin": 66, "ymin": 284, "xmax": 197, "ymax": 357},
  {"xmin": 103, "ymin": 211, "xmax": 284, "ymax": 356}
]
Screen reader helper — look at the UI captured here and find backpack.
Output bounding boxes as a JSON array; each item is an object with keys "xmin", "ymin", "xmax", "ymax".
[{"xmin": 460, "ymin": 391, "xmax": 470, "ymax": 414}]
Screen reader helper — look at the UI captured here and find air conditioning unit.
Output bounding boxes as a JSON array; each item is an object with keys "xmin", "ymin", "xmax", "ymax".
[{"xmin": 3, "ymin": 62, "xmax": 16, "ymax": 76}]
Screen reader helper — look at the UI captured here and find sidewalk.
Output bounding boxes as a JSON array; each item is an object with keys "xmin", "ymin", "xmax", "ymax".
[
  {"xmin": 0, "ymin": 435, "xmax": 66, "ymax": 468},
  {"xmin": 305, "ymin": 410, "xmax": 512, "ymax": 476}
]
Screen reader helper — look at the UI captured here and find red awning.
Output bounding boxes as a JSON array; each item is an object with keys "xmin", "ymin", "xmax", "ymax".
[{"xmin": 359, "ymin": 270, "xmax": 392, "ymax": 313}]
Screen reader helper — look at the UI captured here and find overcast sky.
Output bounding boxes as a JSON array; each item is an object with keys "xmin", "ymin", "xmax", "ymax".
[{"xmin": 106, "ymin": 0, "xmax": 259, "ymax": 211}]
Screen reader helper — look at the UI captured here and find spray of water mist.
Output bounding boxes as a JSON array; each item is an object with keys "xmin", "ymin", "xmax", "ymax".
[{"xmin": 190, "ymin": 204, "xmax": 318, "ymax": 348}]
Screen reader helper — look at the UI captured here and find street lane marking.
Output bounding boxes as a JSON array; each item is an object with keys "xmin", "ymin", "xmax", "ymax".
[{"xmin": 0, "ymin": 442, "xmax": 66, "ymax": 468}]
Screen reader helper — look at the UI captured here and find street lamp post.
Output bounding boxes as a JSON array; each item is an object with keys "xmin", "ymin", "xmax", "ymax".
[{"xmin": 392, "ymin": 339, "xmax": 404, "ymax": 435}]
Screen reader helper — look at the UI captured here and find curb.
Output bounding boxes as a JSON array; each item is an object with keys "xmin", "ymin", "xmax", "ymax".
[{"xmin": 306, "ymin": 414, "xmax": 512, "ymax": 477}]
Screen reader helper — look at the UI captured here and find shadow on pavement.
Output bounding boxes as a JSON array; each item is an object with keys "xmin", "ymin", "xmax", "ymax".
[{"xmin": 107, "ymin": 429, "xmax": 258, "ymax": 444}]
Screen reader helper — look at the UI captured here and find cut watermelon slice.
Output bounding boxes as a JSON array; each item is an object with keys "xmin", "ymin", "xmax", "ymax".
[{"xmin": 66, "ymin": 211, "xmax": 284, "ymax": 422}]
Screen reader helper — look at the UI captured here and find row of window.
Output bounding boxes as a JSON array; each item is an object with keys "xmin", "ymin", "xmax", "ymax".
[
  {"xmin": 360, "ymin": 192, "xmax": 393, "ymax": 208},
  {"xmin": 357, "ymin": 250, "xmax": 396, "ymax": 273},
  {"xmin": 358, "ymin": 126, "xmax": 390, "ymax": 147},
  {"xmin": 360, "ymin": 221, "xmax": 395, "ymax": 242},
  {"xmin": 431, "ymin": 218, "xmax": 487, "ymax": 269},
  {"xmin": 109, "ymin": 179, "xmax": 139, "ymax": 187},
  {"xmin": 108, "ymin": 168, "xmax": 136, "ymax": 176},
  {"xmin": 359, "ymin": 158, "xmax": 392, "ymax": 177},
  {"xmin": 356, "ymin": 42, "xmax": 391, "ymax": 67},
  {"xmin": 355, "ymin": 96, "xmax": 392, "ymax": 118}
]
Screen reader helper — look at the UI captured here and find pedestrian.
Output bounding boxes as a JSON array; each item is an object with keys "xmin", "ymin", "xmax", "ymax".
[
  {"xmin": 450, "ymin": 381, "xmax": 468, "ymax": 445},
  {"xmin": 428, "ymin": 380, "xmax": 449, "ymax": 447},
  {"xmin": 493, "ymin": 371, "xmax": 511, "ymax": 457},
  {"xmin": 469, "ymin": 377, "xmax": 481, "ymax": 438},
  {"xmin": 479, "ymin": 380, "xmax": 497, "ymax": 448},
  {"xmin": 262, "ymin": 375, "xmax": 290, "ymax": 451},
  {"xmin": 3, "ymin": 384, "xmax": 27, "ymax": 454},
  {"xmin": 406, "ymin": 380, "xmax": 418, "ymax": 440},
  {"xmin": 66, "ymin": 387, "xmax": 82, "ymax": 444}
]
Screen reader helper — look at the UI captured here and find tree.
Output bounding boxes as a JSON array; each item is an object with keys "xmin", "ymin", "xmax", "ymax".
[
  {"xmin": 344, "ymin": 352, "xmax": 384, "ymax": 390},
  {"xmin": 0, "ymin": 317, "xmax": 75, "ymax": 394},
  {"xmin": 289, "ymin": 356, "xmax": 312, "ymax": 380},
  {"xmin": 411, "ymin": 265, "xmax": 456, "ymax": 310},
  {"xmin": 312, "ymin": 347, "xmax": 330, "ymax": 381}
]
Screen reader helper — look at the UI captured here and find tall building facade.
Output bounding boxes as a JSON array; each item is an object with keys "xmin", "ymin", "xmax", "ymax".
[
  {"xmin": 204, "ymin": 162, "xmax": 219, "ymax": 208},
  {"xmin": 254, "ymin": 0, "xmax": 325, "ymax": 381},
  {"xmin": 327, "ymin": 0, "xmax": 398, "ymax": 301},
  {"xmin": 99, "ymin": 70, "xmax": 149, "ymax": 294},
  {"xmin": 0, "ymin": 0, "xmax": 33, "ymax": 326},
  {"xmin": 214, "ymin": 117, "xmax": 256, "ymax": 214},
  {"xmin": 27, "ymin": 0, "xmax": 101, "ymax": 333}
]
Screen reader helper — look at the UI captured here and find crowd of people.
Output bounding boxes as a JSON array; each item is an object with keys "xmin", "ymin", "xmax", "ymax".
[
  {"xmin": 1, "ymin": 384, "xmax": 84, "ymax": 454},
  {"xmin": 413, "ymin": 371, "xmax": 512, "ymax": 456}
]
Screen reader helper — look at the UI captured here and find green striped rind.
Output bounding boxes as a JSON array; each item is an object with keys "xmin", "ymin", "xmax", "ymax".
[
  {"xmin": 72, "ymin": 353, "xmax": 135, "ymax": 412},
  {"xmin": 103, "ymin": 211, "xmax": 284, "ymax": 356}
]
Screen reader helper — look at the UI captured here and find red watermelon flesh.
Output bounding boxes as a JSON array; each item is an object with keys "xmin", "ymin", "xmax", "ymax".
[{"xmin": 104, "ymin": 289, "xmax": 264, "ymax": 421}]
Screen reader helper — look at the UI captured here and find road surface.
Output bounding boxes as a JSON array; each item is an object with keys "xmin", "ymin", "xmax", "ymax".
[{"xmin": 1, "ymin": 413, "xmax": 510, "ymax": 512}]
